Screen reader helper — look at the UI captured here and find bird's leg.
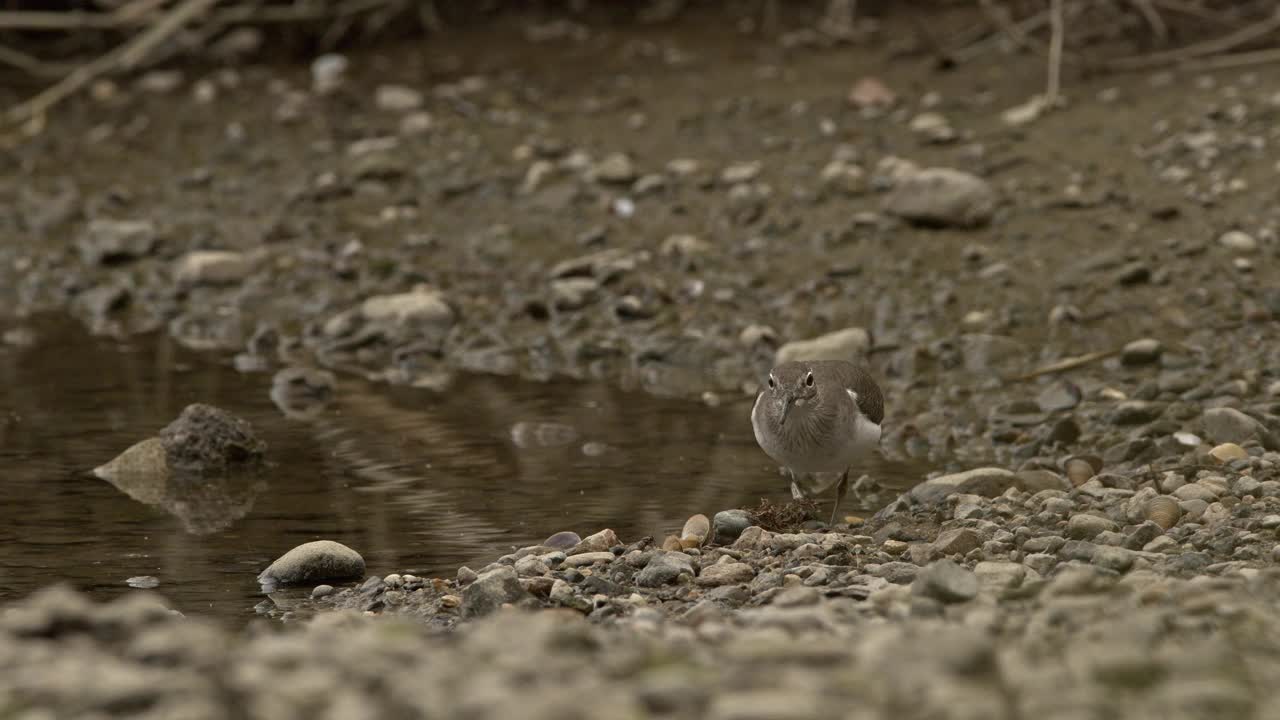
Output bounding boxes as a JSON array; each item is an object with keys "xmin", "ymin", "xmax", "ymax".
[
  {"xmin": 789, "ymin": 468, "xmax": 805, "ymax": 501},
  {"xmin": 829, "ymin": 470, "xmax": 850, "ymax": 526}
]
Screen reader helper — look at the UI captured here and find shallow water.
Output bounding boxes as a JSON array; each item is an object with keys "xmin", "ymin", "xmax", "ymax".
[{"xmin": 0, "ymin": 316, "xmax": 930, "ymax": 624}]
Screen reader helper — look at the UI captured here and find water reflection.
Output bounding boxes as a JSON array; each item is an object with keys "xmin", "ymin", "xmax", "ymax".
[{"xmin": 0, "ymin": 315, "xmax": 932, "ymax": 624}]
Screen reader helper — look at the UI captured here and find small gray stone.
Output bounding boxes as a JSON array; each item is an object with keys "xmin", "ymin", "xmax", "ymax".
[
  {"xmin": 257, "ymin": 540, "xmax": 365, "ymax": 585},
  {"xmin": 775, "ymin": 327, "xmax": 870, "ymax": 365},
  {"xmin": 567, "ymin": 528, "xmax": 620, "ymax": 555},
  {"xmin": 973, "ymin": 561, "xmax": 1026, "ymax": 591},
  {"xmin": 1037, "ymin": 380, "xmax": 1082, "ymax": 411},
  {"xmin": 932, "ymin": 528, "xmax": 981, "ymax": 556},
  {"xmin": 311, "ymin": 584, "xmax": 334, "ymax": 599},
  {"xmin": 1202, "ymin": 407, "xmax": 1266, "ymax": 445},
  {"xmin": 174, "ymin": 251, "xmax": 251, "ymax": 287},
  {"xmin": 456, "ymin": 566, "xmax": 478, "ymax": 584},
  {"xmin": 1068, "ymin": 514, "xmax": 1118, "ymax": 540},
  {"xmin": 712, "ymin": 510, "xmax": 756, "ymax": 545},
  {"xmin": 1092, "ymin": 546, "xmax": 1134, "ymax": 573},
  {"xmin": 697, "ymin": 562, "xmax": 755, "ymax": 587},
  {"xmin": 912, "ymin": 560, "xmax": 979, "ymax": 604},
  {"xmin": 1121, "ymin": 338, "xmax": 1163, "ymax": 366},
  {"xmin": 637, "ymin": 551, "xmax": 694, "ymax": 587},
  {"xmin": 78, "ymin": 219, "xmax": 158, "ymax": 265},
  {"xmin": 884, "ymin": 167, "xmax": 996, "ymax": 228},
  {"xmin": 910, "ymin": 468, "xmax": 1017, "ymax": 506},
  {"xmin": 461, "ymin": 566, "xmax": 534, "ymax": 618}
]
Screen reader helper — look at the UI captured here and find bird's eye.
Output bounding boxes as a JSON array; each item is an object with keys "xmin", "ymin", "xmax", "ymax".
[
  {"xmin": 767, "ymin": 377, "xmax": 775, "ymax": 388},
  {"xmin": 805, "ymin": 373, "xmax": 814, "ymax": 387}
]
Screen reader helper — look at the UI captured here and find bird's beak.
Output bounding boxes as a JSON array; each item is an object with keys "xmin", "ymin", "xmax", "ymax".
[{"xmin": 779, "ymin": 396, "xmax": 795, "ymax": 426}]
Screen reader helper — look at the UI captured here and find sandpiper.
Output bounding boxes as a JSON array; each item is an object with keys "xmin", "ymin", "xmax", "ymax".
[{"xmin": 751, "ymin": 360, "xmax": 884, "ymax": 526}]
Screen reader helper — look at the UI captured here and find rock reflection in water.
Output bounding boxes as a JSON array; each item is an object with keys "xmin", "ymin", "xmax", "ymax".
[{"xmin": 94, "ymin": 437, "xmax": 266, "ymax": 536}]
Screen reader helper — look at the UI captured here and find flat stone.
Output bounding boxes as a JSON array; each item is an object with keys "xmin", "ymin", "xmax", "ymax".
[
  {"xmin": 775, "ymin": 327, "xmax": 870, "ymax": 365},
  {"xmin": 637, "ymin": 551, "xmax": 694, "ymax": 587},
  {"xmin": 461, "ymin": 566, "xmax": 534, "ymax": 618},
  {"xmin": 257, "ymin": 540, "xmax": 365, "ymax": 585},
  {"xmin": 1068, "ymin": 514, "xmax": 1118, "ymax": 540},
  {"xmin": 697, "ymin": 562, "xmax": 755, "ymax": 587},
  {"xmin": 174, "ymin": 251, "xmax": 251, "ymax": 286},
  {"xmin": 712, "ymin": 510, "xmax": 756, "ymax": 545},
  {"xmin": 973, "ymin": 561, "xmax": 1026, "ymax": 591},
  {"xmin": 359, "ymin": 287, "xmax": 455, "ymax": 327},
  {"xmin": 932, "ymin": 528, "xmax": 981, "ymax": 556},
  {"xmin": 910, "ymin": 468, "xmax": 1017, "ymax": 506},
  {"xmin": 911, "ymin": 559, "xmax": 979, "ymax": 604},
  {"xmin": 1202, "ymin": 408, "xmax": 1266, "ymax": 445},
  {"xmin": 883, "ymin": 167, "xmax": 996, "ymax": 228},
  {"xmin": 1121, "ymin": 338, "xmax": 1163, "ymax": 366},
  {"xmin": 567, "ymin": 528, "xmax": 620, "ymax": 556},
  {"xmin": 1091, "ymin": 546, "xmax": 1134, "ymax": 573},
  {"xmin": 562, "ymin": 551, "xmax": 615, "ymax": 567},
  {"xmin": 78, "ymin": 219, "xmax": 158, "ymax": 265}
]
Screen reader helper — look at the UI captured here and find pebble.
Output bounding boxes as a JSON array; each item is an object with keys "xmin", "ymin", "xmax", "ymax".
[
  {"xmin": 1121, "ymin": 338, "xmax": 1163, "ymax": 366},
  {"xmin": 883, "ymin": 167, "xmax": 996, "ymax": 228},
  {"xmin": 77, "ymin": 219, "xmax": 158, "ymax": 265},
  {"xmin": 931, "ymin": 528, "xmax": 981, "ymax": 556},
  {"xmin": 375, "ymin": 84, "xmax": 424, "ymax": 112},
  {"xmin": 1068, "ymin": 514, "xmax": 1118, "ymax": 540},
  {"xmin": 712, "ymin": 510, "xmax": 756, "ymax": 545},
  {"xmin": 1218, "ymin": 230, "xmax": 1257, "ymax": 252},
  {"xmin": 910, "ymin": 467, "xmax": 1017, "ymax": 506},
  {"xmin": 460, "ymin": 566, "xmax": 533, "ymax": 618},
  {"xmin": 257, "ymin": 540, "xmax": 365, "ymax": 585},
  {"xmin": 1202, "ymin": 408, "xmax": 1265, "ymax": 445},
  {"xmin": 696, "ymin": 562, "xmax": 755, "ymax": 587},
  {"xmin": 637, "ymin": 551, "xmax": 694, "ymax": 587},
  {"xmin": 174, "ymin": 251, "xmax": 251, "ymax": 287},
  {"xmin": 775, "ymin": 327, "xmax": 870, "ymax": 365},
  {"xmin": 911, "ymin": 560, "xmax": 979, "ymax": 604},
  {"xmin": 973, "ymin": 561, "xmax": 1026, "ymax": 591}
]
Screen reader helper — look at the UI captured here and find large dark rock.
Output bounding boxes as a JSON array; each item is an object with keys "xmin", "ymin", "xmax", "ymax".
[{"xmin": 159, "ymin": 404, "xmax": 266, "ymax": 474}]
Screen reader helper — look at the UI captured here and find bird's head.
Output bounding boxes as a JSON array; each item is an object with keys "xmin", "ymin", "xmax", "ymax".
[{"xmin": 764, "ymin": 362, "xmax": 820, "ymax": 426}]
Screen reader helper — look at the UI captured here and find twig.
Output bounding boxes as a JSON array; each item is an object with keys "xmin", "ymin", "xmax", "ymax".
[
  {"xmin": 1012, "ymin": 349, "xmax": 1120, "ymax": 382},
  {"xmin": 118, "ymin": 0, "xmax": 218, "ymax": 70},
  {"xmin": 1046, "ymin": 0, "xmax": 1064, "ymax": 103},
  {"xmin": 1106, "ymin": 6, "xmax": 1280, "ymax": 70},
  {"xmin": 4, "ymin": 0, "xmax": 218, "ymax": 127},
  {"xmin": 0, "ymin": 42, "xmax": 72, "ymax": 78},
  {"xmin": 949, "ymin": 9, "xmax": 1049, "ymax": 63},
  {"xmin": 0, "ymin": 0, "xmax": 393, "ymax": 31},
  {"xmin": 1149, "ymin": 0, "xmax": 1239, "ymax": 27},
  {"xmin": 1185, "ymin": 45, "xmax": 1280, "ymax": 71},
  {"xmin": 1128, "ymin": 0, "xmax": 1168, "ymax": 42}
]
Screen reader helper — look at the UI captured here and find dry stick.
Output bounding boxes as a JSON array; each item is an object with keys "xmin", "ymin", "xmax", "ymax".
[
  {"xmin": 1129, "ymin": 0, "xmax": 1168, "ymax": 42},
  {"xmin": 0, "ymin": 42, "xmax": 71, "ymax": 77},
  {"xmin": 1045, "ymin": 0, "xmax": 1064, "ymax": 104},
  {"xmin": 117, "ymin": 0, "xmax": 219, "ymax": 70},
  {"xmin": 1186, "ymin": 45, "xmax": 1280, "ymax": 70},
  {"xmin": 0, "ymin": 0, "xmax": 391, "ymax": 31},
  {"xmin": 1012, "ymin": 349, "xmax": 1121, "ymax": 382},
  {"xmin": 1148, "ymin": 0, "xmax": 1237, "ymax": 26},
  {"xmin": 4, "ymin": 0, "xmax": 218, "ymax": 127},
  {"xmin": 1106, "ymin": 6, "xmax": 1280, "ymax": 70},
  {"xmin": 950, "ymin": 9, "xmax": 1049, "ymax": 63}
]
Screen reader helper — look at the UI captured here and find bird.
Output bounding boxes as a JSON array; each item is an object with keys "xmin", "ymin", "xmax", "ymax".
[{"xmin": 751, "ymin": 360, "xmax": 884, "ymax": 526}]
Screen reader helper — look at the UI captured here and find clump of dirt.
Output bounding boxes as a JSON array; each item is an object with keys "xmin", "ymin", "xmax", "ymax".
[{"xmin": 745, "ymin": 497, "xmax": 820, "ymax": 532}]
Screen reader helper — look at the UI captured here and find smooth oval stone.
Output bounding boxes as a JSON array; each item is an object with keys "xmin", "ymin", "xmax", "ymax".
[
  {"xmin": 257, "ymin": 540, "xmax": 365, "ymax": 585},
  {"xmin": 542, "ymin": 531, "xmax": 581, "ymax": 550}
]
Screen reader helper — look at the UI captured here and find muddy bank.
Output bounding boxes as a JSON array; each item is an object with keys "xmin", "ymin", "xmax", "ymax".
[{"xmin": 2, "ymin": 2, "xmax": 1280, "ymax": 716}]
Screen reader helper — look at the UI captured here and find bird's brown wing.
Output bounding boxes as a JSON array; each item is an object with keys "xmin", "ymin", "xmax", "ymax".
[{"xmin": 819, "ymin": 361, "xmax": 884, "ymax": 425}]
